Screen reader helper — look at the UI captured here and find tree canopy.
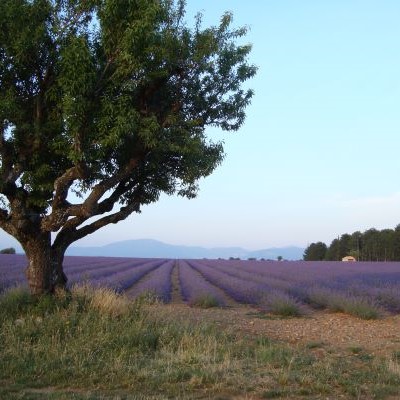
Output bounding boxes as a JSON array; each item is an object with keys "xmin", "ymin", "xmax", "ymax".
[
  {"xmin": 303, "ymin": 241, "xmax": 327, "ymax": 261},
  {"xmin": 0, "ymin": 0, "xmax": 256, "ymax": 294}
]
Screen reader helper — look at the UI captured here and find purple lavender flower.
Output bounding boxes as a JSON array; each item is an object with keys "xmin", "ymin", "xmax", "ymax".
[
  {"xmin": 126, "ymin": 260, "xmax": 175, "ymax": 302},
  {"xmin": 178, "ymin": 260, "xmax": 226, "ymax": 307}
]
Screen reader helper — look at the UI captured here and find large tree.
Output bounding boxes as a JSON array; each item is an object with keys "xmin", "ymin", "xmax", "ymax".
[{"xmin": 0, "ymin": 0, "xmax": 256, "ymax": 295}]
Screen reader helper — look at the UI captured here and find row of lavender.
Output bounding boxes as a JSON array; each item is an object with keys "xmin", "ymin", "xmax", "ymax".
[
  {"xmin": 0, "ymin": 254, "xmax": 172, "ymax": 296},
  {"xmin": 1, "ymin": 255, "xmax": 400, "ymax": 317},
  {"xmin": 0, "ymin": 255, "xmax": 223, "ymax": 305},
  {"xmin": 186, "ymin": 259, "xmax": 400, "ymax": 317}
]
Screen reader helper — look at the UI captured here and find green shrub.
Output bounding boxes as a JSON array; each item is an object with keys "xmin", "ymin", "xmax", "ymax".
[{"xmin": 190, "ymin": 294, "xmax": 220, "ymax": 308}]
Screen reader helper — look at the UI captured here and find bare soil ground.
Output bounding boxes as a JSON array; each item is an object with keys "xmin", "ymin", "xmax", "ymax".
[
  {"xmin": 163, "ymin": 267, "xmax": 400, "ymax": 356},
  {"xmin": 134, "ymin": 264, "xmax": 400, "ymax": 357},
  {"xmin": 151, "ymin": 303, "xmax": 400, "ymax": 357}
]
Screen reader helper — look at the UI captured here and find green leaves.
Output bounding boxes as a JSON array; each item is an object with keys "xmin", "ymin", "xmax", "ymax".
[
  {"xmin": 59, "ymin": 34, "xmax": 97, "ymax": 163},
  {"xmin": 0, "ymin": 0, "xmax": 255, "ymax": 236}
]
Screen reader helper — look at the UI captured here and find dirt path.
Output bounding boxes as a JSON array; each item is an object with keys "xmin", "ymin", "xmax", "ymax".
[
  {"xmin": 150, "ymin": 303, "xmax": 400, "ymax": 357},
  {"xmin": 170, "ymin": 262, "xmax": 184, "ymax": 303}
]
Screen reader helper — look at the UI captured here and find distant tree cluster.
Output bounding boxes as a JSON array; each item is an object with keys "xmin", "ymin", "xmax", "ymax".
[
  {"xmin": 303, "ymin": 225, "xmax": 400, "ymax": 261},
  {"xmin": 0, "ymin": 247, "xmax": 16, "ymax": 254}
]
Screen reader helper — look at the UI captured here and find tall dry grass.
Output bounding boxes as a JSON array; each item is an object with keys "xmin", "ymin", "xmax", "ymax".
[{"xmin": 71, "ymin": 283, "xmax": 132, "ymax": 317}]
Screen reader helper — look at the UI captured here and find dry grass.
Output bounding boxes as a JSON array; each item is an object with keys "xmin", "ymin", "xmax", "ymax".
[
  {"xmin": 71, "ymin": 283, "xmax": 132, "ymax": 317},
  {"xmin": 388, "ymin": 355, "xmax": 400, "ymax": 377}
]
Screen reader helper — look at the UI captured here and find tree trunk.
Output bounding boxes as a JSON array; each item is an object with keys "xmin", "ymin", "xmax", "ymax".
[{"xmin": 23, "ymin": 232, "xmax": 67, "ymax": 296}]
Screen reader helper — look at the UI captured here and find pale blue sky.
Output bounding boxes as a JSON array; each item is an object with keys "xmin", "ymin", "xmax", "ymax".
[{"xmin": 2, "ymin": 1, "xmax": 400, "ymax": 250}]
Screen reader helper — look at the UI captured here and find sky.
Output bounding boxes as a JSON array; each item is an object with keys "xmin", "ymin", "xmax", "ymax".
[{"xmin": 2, "ymin": 0, "xmax": 400, "ymax": 251}]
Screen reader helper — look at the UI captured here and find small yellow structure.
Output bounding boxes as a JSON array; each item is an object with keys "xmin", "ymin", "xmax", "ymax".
[{"xmin": 342, "ymin": 256, "xmax": 356, "ymax": 262}]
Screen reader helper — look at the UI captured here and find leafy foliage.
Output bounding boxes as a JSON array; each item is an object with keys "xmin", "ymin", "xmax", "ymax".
[
  {"xmin": 1, "ymin": 0, "xmax": 255, "ymax": 211},
  {"xmin": 303, "ymin": 242, "xmax": 327, "ymax": 261}
]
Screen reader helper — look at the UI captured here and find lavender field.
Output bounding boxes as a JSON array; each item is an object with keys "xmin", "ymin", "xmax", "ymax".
[{"xmin": 1, "ymin": 254, "xmax": 400, "ymax": 317}]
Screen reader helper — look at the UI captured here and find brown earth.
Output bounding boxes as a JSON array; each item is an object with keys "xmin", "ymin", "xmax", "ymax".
[
  {"xmin": 150, "ymin": 303, "xmax": 400, "ymax": 357},
  {"xmin": 134, "ymin": 263, "xmax": 400, "ymax": 357}
]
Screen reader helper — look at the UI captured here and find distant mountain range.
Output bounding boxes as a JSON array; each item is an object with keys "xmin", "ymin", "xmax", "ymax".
[{"xmin": 66, "ymin": 239, "xmax": 305, "ymax": 260}]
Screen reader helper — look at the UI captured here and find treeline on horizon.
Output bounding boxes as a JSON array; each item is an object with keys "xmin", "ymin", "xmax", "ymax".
[{"xmin": 303, "ymin": 225, "xmax": 400, "ymax": 261}]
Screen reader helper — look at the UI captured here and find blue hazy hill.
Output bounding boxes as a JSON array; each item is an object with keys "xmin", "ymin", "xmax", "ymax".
[{"xmin": 67, "ymin": 239, "xmax": 304, "ymax": 260}]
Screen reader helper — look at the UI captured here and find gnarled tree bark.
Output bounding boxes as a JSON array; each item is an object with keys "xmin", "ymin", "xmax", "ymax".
[{"xmin": 22, "ymin": 232, "xmax": 67, "ymax": 295}]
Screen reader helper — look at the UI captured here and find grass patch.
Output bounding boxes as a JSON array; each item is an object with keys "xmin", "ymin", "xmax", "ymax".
[
  {"xmin": 1, "ymin": 286, "xmax": 399, "ymax": 399},
  {"xmin": 190, "ymin": 293, "xmax": 221, "ymax": 308},
  {"xmin": 260, "ymin": 291, "xmax": 304, "ymax": 317},
  {"xmin": 135, "ymin": 290, "xmax": 165, "ymax": 305},
  {"xmin": 306, "ymin": 341, "xmax": 326, "ymax": 349},
  {"xmin": 388, "ymin": 352, "xmax": 400, "ymax": 377}
]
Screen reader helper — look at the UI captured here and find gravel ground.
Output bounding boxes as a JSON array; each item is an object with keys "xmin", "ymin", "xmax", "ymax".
[{"xmin": 150, "ymin": 303, "xmax": 400, "ymax": 357}]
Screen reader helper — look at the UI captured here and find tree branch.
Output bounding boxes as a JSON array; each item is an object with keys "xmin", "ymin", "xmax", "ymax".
[
  {"xmin": 0, "ymin": 205, "xmax": 23, "ymax": 240},
  {"xmin": 40, "ymin": 164, "xmax": 89, "ymax": 231},
  {"xmin": 78, "ymin": 157, "xmax": 140, "ymax": 217},
  {"xmin": 52, "ymin": 165, "xmax": 89, "ymax": 209},
  {"xmin": 60, "ymin": 178, "xmax": 138, "ymax": 230},
  {"xmin": 96, "ymin": 179, "xmax": 137, "ymax": 214},
  {"xmin": 52, "ymin": 199, "xmax": 141, "ymax": 250},
  {"xmin": 75, "ymin": 201, "xmax": 140, "ymax": 239},
  {"xmin": 42, "ymin": 158, "xmax": 141, "ymax": 232}
]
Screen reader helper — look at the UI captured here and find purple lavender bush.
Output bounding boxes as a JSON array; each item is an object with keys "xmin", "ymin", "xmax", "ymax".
[
  {"xmin": 193, "ymin": 259, "xmax": 400, "ymax": 318},
  {"xmin": 87, "ymin": 259, "xmax": 167, "ymax": 293},
  {"xmin": 259, "ymin": 289, "xmax": 305, "ymax": 317},
  {"xmin": 1, "ymin": 253, "xmax": 400, "ymax": 319},
  {"xmin": 296, "ymin": 284, "xmax": 383, "ymax": 319},
  {"xmin": 187, "ymin": 260, "xmax": 269, "ymax": 304},
  {"xmin": 0, "ymin": 254, "xmax": 162, "ymax": 293},
  {"xmin": 178, "ymin": 261, "xmax": 227, "ymax": 307},
  {"xmin": 126, "ymin": 260, "xmax": 174, "ymax": 302},
  {"xmin": 66, "ymin": 257, "xmax": 157, "ymax": 286},
  {"xmin": 0, "ymin": 254, "xmax": 27, "ymax": 292}
]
